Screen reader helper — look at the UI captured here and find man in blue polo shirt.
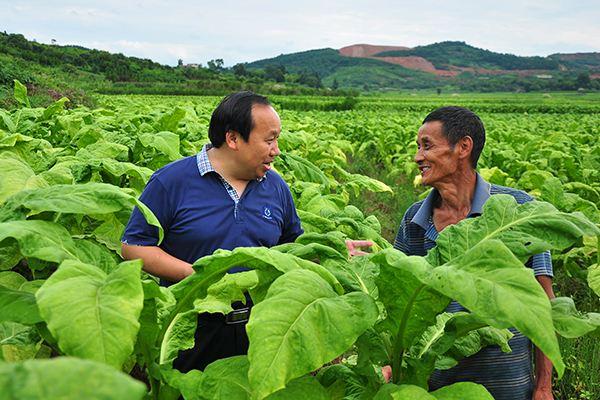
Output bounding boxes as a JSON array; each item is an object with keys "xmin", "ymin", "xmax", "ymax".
[
  {"xmin": 121, "ymin": 91, "xmax": 303, "ymax": 371},
  {"xmin": 394, "ymin": 106, "xmax": 554, "ymax": 400}
]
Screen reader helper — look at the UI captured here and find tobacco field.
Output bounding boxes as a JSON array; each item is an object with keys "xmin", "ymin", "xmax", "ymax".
[{"xmin": 1, "ymin": 83, "xmax": 599, "ymax": 399}]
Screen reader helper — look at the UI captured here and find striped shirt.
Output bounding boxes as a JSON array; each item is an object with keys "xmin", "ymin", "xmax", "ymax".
[{"xmin": 394, "ymin": 173, "xmax": 553, "ymax": 400}]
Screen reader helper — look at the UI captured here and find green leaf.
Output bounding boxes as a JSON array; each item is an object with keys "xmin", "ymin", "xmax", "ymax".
[
  {"xmin": 0, "ymin": 357, "xmax": 147, "ymax": 399},
  {"xmin": 431, "ymin": 381, "xmax": 494, "ymax": 399},
  {"xmin": 156, "ymin": 107, "xmax": 187, "ymax": 132},
  {"xmin": 0, "ymin": 286, "xmax": 42, "ymax": 324},
  {"xmin": 295, "ymin": 209, "xmax": 336, "ymax": 233},
  {"xmin": 266, "ymin": 375, "xmax": 331, "ymax": 400},
  {"xmin": 247, "ymin": 269, "xmax": 378, "ymax": 400},
  {"xmin": 374, "ymin": 250, "xmax": 450, "ymax": 349},
  {"xmin": 35, "ymin": 259, "xmax": 144, "ymax": 368},
  {"xmin": 551, "ymin": 297, "xmax": 600, "ymax": 338},
  {"xmin": 0, "ymin": 220, "xmax": 82, "ymax": 263},
  {"xmin": 38, "ymin": 97, "xmax": 69, "ymax": 122},
  {"xmin": 1, "ymin": 182, "xmax": 163, "ymax": 243},
  {"xmin": 92, "ymin": 214, "xmax": 126, "ymax": 252},
  {"xmin": 373, "ymin": 383, "xmax": 436, "ymax": 399},
  {"xmin": 276, "ymin": 153, "xmax": 330, "ymax": 187},
  {"xmin": 160, "ymin": 311, "xmax": 198, "ymax": 365},
  {"xmin": 173, "ymin": 247, "xmax": 342, "ymax": 308},
  {"xmin": 431, "ymin": 195, "xmax": 600, "ymax": 265},
  {"xmin": 13, "ymin": 80, "xmax": 30, "ymax": 108},
  {"xmin": 139, "ymin": 131, "xmax": 182, "ymax": 161},
  {"xmin": 194, "ymin": 271, "xmax": 258, "ymax": 315},
  {"xmin": 0, "ymin": 322, "xmax": 42, "ymax": 362},
  {"xmin": 589, "ymin": 263, "xmax": 600, "ymax": 297},
  {"xmin": 196, "ymin": 355, "xmax": 251, "ymax": 400},
  {"xmin": 0, "ymin": 155, "xmax": 39, "ymax": 204},
  {"xmin": 388, "ymin": 239, "xmax": 566, "ymax": 377},
  {"xmin": 159, "ymin": 366, "xmax": 203, "ymax": 400},
  {"xmin": 0, "ymin": 271, "xmax": 27, "ymax": 289}
]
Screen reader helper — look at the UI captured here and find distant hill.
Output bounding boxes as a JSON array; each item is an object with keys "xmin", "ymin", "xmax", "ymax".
[
  {"xmin": 246, "ymin": 41, "xmax": 600, "ymax": 91},
  {"xmin": 0, "ymin": 32, "xmax": 345, "ymax": 108}
]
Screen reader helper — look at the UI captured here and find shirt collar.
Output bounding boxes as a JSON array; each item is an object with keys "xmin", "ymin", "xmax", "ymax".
[
  {"xmin": 195, "ymin": 143, "xmax": 267, "ymax": 182},
  {"xmin": 411, "ymin": 172, "xmax": 491, "ymax": 230},
  {"xmin": 196, "ymin": 143, "xmax": 216, "ymax": 176}
]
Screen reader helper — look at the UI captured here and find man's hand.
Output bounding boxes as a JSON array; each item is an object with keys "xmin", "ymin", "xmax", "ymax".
[
  {"xmin": 345, "ymin": 240, "xmax": 374, "ymax": 256},
  {"xmin": 381, "ymin": 365, "xmax": 392, "ymax": 383},
  {"xmin": 533, "ymin": 386, "xmax": 554, "ymax": 400}
]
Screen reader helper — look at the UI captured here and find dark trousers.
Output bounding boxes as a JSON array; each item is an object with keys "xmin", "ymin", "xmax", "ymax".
[{"xmin": 173, "ymin": 302, "xmax": 250, "ymax": 372}]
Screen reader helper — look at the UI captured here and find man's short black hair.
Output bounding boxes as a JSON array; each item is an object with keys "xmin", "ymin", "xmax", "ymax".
[
  {"xmin": 422, "ymin": 106, "xmax": 486, "ymax": 168},
  {"xmin": 208, "ymin": 91, "xmax": 271, "ymax": 148}
]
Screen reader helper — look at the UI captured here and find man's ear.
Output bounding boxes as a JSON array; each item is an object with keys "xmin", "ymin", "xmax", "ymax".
[
  {"xmin": 457, "ymin": 136, "xmax": 474, "ymax": 160},
  {"xmin": 224, "ymin": 130, "xmax": 240, "ymax": 150}
]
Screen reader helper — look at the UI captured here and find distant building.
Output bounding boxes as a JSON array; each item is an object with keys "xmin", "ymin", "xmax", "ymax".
[
  {"xmin": 184, "ymin": 63, "xmax": 201, "ymax": 68},
  {"xmin": 536, "ymin": 74, "xmax": 553, "ymax": 79}
]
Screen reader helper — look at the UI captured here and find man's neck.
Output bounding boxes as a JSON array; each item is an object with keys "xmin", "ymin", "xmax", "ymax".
[
  {"xmin": 434, "ymin": 169, "xmax": 477, "ymax": 215},
  {"xmin": 207, "ymin": 146, "xmax": 249, "ymax": 184}
]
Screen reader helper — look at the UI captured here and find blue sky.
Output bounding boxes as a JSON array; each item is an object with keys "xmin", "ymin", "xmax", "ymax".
[{"xmin": 2, "ymin": 0, "xmax": 598, "ymax": 66}]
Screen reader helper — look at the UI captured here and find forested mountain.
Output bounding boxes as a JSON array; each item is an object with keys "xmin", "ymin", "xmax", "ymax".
[{"xmin": 247, "ymin": 41, "xmax": 600, "ymax": 92}]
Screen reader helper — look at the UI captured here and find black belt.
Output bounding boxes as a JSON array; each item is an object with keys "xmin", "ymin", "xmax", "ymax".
[
  {"xmin": 198, "ymin": 305, "xmax": 251, "ymax": 325},
  {"xmin": 225, "ymin": 307, "xmax": 250, "ymax": 325}
]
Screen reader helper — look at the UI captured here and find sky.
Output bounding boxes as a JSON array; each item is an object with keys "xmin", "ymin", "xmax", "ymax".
[{"xmin": 2, "ymin": 0, "xmax": 599, "ymax": 67}]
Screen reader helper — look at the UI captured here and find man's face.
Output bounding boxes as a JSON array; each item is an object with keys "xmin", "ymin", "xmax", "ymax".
[
  {"xmin": 414, "ymin": 121, "xmax": 460, "ymax": 187},
  {"xmin": 236, "ymin": 104, "xmax": 281, "ymax": 180}
]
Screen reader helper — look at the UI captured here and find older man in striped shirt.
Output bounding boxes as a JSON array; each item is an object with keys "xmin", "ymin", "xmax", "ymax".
[{"xmin": 394, "ymin": 106, "xmax": 554, "ymax": 400}]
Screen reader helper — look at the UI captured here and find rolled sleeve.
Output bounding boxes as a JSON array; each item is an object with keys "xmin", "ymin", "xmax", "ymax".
[{"xmin": 526, "ymin": 250, "xmax": 553, "ymax": 277}]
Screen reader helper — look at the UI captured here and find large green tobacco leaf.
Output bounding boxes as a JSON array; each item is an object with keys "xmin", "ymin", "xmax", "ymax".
[
  {"xmin": 431, "ymin": 381, "xmax": 495, "ymax": 399},
  {"xmin": 0, "ymin": 286, "xmax": 42, "ymax": 324},
  {"xmin": 388, "ymin": 240, "xmax": 566, "ymax": 376},
  {"xmin": 188, "ymin": 356, "xmax": 330, "ymax": 400},
  {"xmin": 138, "ymin": 131, "xmax": 182, "ymax": 161},
  {"xmin": 13, "ymin": 80, "xmax": 30, "ymax": 108},
  {"xmin": 35, "ymin": 259, "xmax": 144, "ymax": 369},
  {"xmin": 589, "ymin": 263, "xmax": 600, "ymax": 297},
  {"xmin": 247, "ymin": 269, "xmax": 378, "ymax": 400},
  {"xmin": 0, "ymin": 271, "xmax": 27, "ymax": 289},
  {"xmin": 430, "ymin": 194, "xmax": 600, "ymax": 265},
  {"xmin": 0, "ymin": 220, "xmax": 116, "ymax": 269},
  {"xmin": 296, "ymin": 209, "xmax": 336, "ymax": 233},
  {"xmin": 373, "ymin": 382, "xmax": 493, "ymax": 399},
  {"xmin": 172, "ymin": 247, "xmax": 342, "ymax": 308},
  {"xmin": 266, "ymin": 375, "xmax": 330, "ymax": 400},
  {"xmin": 551, "ymin": 297, "xmax": 600, "ymax": 338},
  {"xmin": 160, "ymin": 311, "xmax": 197, "ymax": 365},
  {"xmin": 373, "ymin": 384, "xmax": 436, "ymax": 399},
  {"xmin": 38, "ymin": 97, "xmax": 69, "ymax": 122},
  {"xmin": 276, "ymin": 153, "xmax": 330, "ymax": 187},
  {"xmin": 374, "ymin": 250, "xmax": 450, "ymax": 351},
  {"xmin": 0, "ymin": 155, "xmax": 45, "ymax": 204},
  {"xmin": 155, "ymin": 106, "xmax": 187, "ymax": 132},
  {"xmin": 0, "ymin": 220, "xmax": 82, "ymax": 263},
  {"xmin": 0, "ymin": 357, "xmax": 147, "ymax": 399},
  {"xmin": 194, "ymin": 356, "xmax": 251, "ymax": 400},
  {"xmin": 160, "ymin": 247, "xmax": 340, "ymax": 367},
  {"xmin": 193, "ymin": 270, "xmax": 259, "ymax": 315},
  {"xmin": 0, "ymin": 182, "xmax": 163, "ymax": 243},
  {"xmin": 0, "ymin": 322, "xmax": 43, "ymax": 362}
]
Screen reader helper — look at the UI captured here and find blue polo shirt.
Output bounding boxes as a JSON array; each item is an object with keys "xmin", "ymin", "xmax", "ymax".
[
  {"xmin": 122, "ymin": 145, "xmax": 303, "ymax": 275},
  {"xmin": 394, "ymin": 173, "xmax": 553, "ymax": 400}
]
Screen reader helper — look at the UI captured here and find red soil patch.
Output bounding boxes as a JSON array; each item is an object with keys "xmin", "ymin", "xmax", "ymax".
[{"xmin": 339, "ymin": 44, "xmax": 410, "ymax": 58}]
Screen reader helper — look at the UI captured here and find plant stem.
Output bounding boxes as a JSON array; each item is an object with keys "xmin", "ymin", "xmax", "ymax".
[{"xmin": 391, "ymin": 283, "xmax": 425, "ymax": 384}]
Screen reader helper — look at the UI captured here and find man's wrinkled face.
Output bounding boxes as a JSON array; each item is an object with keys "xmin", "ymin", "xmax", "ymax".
[
  {"xmin": 414, "ymin": 121, "xmax": 460, "ymax": 187},
  {"xmin": 236, "ymin": 104, "xmax": 281, "ymax": 180}
]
